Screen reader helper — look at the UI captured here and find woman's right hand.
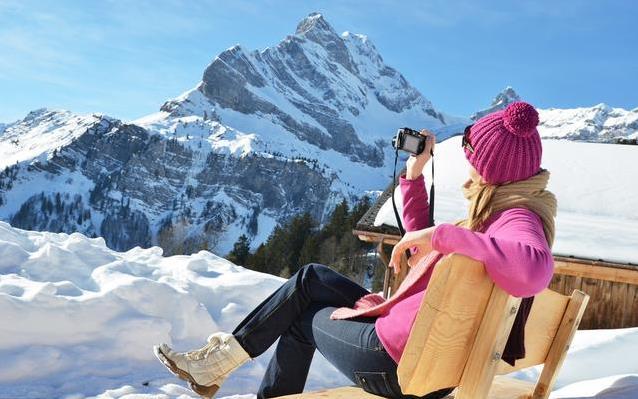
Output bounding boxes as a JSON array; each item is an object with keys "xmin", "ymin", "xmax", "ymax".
[
  {"xmin": 405, "ymin": 129, "xmax": 436, "ymax": 180},
  {"xmin": 389, "ymin": 226, "xmax": 435, "ymax": 275}
]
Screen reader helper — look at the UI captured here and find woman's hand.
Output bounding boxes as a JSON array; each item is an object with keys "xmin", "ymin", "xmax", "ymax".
[
  {"xmin": 405, "ymin": 129, "xmax": 436, "ymax": 180},
  {"xmin": 389, "ymin": 226, "xmax": 436, "ymax": 275}
]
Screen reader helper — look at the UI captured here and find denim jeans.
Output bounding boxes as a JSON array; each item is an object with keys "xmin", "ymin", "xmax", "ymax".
[{"xmin": 232, "ymin": 263, "xmax": 454, "ymax": 399}]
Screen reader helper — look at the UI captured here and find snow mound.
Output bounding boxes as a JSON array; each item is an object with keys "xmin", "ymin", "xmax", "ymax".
[
  {"xmin": 375, "ymin": 138, "xmax": 638, "ymax": 264},
  {"xmin": 0, "ymin": 222, "xmax": 349, "ymax": 398}
]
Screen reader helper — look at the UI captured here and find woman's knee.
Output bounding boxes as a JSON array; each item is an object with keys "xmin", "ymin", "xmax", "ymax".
[{"xmin": 299, "ymin": 263, "xmax": 340, "ymax": 283}]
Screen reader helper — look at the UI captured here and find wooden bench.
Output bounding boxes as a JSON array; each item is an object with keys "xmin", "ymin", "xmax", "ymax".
[{"xmin": 278, "ymin": 254, "xmax": 589, "ymax": 399}]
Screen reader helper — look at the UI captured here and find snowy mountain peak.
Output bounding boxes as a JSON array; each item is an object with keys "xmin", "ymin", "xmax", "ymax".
[
  {"xmin": 471, "ymin": 86, "xmax": 521, "ymax": 121},
  {"xmin": 295, "ymin": 12, "xmax": 335, "ymax": 36},
  {"xmin": 294, "ymin": 13, "xmax": 359, "ymax": 75},
  {"xmin": 0, "ymin": 14, "xmax": 447, "ymax": 257},
  {"xmin": 493, "ymin": 86, "xmax": 521, "ymax": 105},
  {"xmin": 186, "ymin": 13, "xmax": 446, "ymax": 166},
  {"xmin": 592, "ymin": 102, "xmax": 612, "ymax": 113}
]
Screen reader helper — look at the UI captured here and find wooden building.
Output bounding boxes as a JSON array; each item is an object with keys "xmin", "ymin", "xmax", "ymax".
[{"xmin": 353, "ymin": 181, "xmax": 638, "ymax": 330}]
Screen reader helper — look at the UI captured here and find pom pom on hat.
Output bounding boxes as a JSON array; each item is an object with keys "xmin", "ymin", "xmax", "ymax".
[
  {"xmin": 502, "ymin": 101, "xmax": 539, "ymax": 137},
  {"xmin": 465, "ymin": 101, "xmax": 542, "ymax": 184}
]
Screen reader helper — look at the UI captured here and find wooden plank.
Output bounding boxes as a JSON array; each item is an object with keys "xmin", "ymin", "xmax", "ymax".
[
  {"xmin": 448, "ymin": 376, "xmax": 534, "ymax": 399},
  {"xmin": 628, "ymin": 284, "xmax": 638, "ymax": 326},
  {"xmin": 549, "ymin": 274, "xmax": 566, "ymax": 295},
  {"xmin": 277, "ymin": 376, "xmax": 534, "ymax": 399},
  {"xmin": 397, "ymin": 255, "xmax": 494, "ymax": 396},
  {"xmin": 497, "ymin": 289, "xmax": 570, "ymax": 374},
  {"xmin": 597, "ymin": 279, "xmax": 612, "ymax": 329},
  {"xmin": 578, "ymin": 277, "xmax": 599, "ymax": 329},
  {"xmin": 485, "ymin": 376, "xmax": 534, "ymax": 399},
  {"xmin": 610, "ymin": 282, "xmax": 628, "ymax": 328},
  {"xmin": 554, "ymin": 255, "xmax": 637, "ymax": 271},
  {"xmin": 532, "ymin": 290, "xmax": 589, "ymax": 399},
  {"xmin": 618, "ymin": 284, "xmax": 638, "ymax": 326},
  {"xmin": 276, "ymin": 386, "xmax": 383, "ymax": 398},
  {"xmin": 353, "ymin": 230, "xmax": 400, "ymax": 245},
  {"xmin": 553, "ymin": 260, "xmax": 638, "ymax": 285},
  {"xmin": 455, "ymin": 287, "xmax": 522, "ymax": 399}
]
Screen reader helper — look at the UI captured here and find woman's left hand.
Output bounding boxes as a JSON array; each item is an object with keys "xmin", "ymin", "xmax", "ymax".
[{"xmin": 389, "ymin": 226, "xmax": 436, "ymax": 274}]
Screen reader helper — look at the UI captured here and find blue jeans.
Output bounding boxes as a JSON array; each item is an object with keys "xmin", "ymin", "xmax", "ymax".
[{"xmin": 232, "ymin": 263, "xmax": 453, "ymax": 399}]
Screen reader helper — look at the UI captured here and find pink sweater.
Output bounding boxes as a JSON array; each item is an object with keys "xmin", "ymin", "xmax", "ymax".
[{"xmin": 330, "ymin": 175, "xmax": 554, "ymax": 363}]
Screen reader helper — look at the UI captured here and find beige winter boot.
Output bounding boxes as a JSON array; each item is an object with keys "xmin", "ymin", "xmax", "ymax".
[{"xmin": 154, "ymin": 332, "xmax": 252, "ymax": 398}]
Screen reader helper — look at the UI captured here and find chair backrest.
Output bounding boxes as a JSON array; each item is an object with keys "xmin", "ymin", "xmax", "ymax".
[{"xmin": 397, "ymin": 253, "xmax": 589, "ymax": 399}]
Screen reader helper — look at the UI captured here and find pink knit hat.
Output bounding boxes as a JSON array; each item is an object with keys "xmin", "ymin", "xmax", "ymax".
[{"xmin": 465, "ymin": 101, "xmax": 542, "ymax": 184}]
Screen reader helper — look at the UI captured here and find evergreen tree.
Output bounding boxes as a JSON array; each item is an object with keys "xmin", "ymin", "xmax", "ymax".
[
  {"xmin": 285, "ymin": 212, "xmax": 317, "ymax": 274},
  {"xmin": 322, "ymin": 199, "xmax": 349, "ymax": 239},
  {"xmin": 241, "ymin": 196, "xmax": 380, "ymax": 289},
  {"xmin": 227, "ymin": 234, "xmax": 251, "ymax": 265},
  {"xmin": 298, "ymin": 234, "xmax": 319, "ymax": 267}
]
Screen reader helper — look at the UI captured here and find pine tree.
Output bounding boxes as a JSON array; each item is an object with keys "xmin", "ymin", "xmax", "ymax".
[
  {"xmin": 227, "ymin": 234, "xmax": 251, "ymax": 266},
  {"xmin": 323, "ymin": 199, "xmax": 349, "ymax": 239},
  {"xmin": 241, "ymin": 196, "xmax": 377, "ymax": 286}
]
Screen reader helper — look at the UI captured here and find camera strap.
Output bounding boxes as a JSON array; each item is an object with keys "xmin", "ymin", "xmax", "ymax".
[
  {"xmin": 391, "ymin": 147, "xmax": 435, "ymax": 238},
  {"xmin": 391, "ymin": 147, "xmax": 406, "ymax": 236}
]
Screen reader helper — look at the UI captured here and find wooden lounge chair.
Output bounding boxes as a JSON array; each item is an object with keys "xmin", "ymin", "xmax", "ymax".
[{"xmin": 277, "ymin": 254, "xmax": 589, "ymax": 399}]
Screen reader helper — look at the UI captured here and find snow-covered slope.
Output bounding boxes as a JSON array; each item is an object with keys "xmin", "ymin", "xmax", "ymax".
[
  {"xmin": 0, "ymin": 222, "xmax": 636, "ymax": 398},
  {"xmin": 0, "ymin": 13, "xmax": 450, "ymax": 256},
  {"xmin": 0, "ymin": 221, "xmax": 350, "ymax": 398},
  {"xmin": 375, "ymin": 138, "xmax": 638, "ymax": 264}
]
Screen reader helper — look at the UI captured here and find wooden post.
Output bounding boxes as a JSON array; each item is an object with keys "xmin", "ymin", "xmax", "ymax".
[
  {"xmin": 532, "ymin": 290, "xmax": 589, "ymax": 399},
  {"xmin": 376, "ymin": 240, "xmax": 392, "ymax": 299},
  {"xmin": 389, "ymin": 251, "xmax": 410, "ymax": 297},
  {"xmin": 455, "ymin": 287, "xmax": 522, "ymax": 399},
  {"xmin": 376, "ymin": 239, "xmax": 409, "ymax": 298}
]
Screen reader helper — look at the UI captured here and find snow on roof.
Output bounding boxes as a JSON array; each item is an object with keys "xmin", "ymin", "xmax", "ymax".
[{"xmin": 370, "ymin": 138, "xmax": 638, "ymax": 265}]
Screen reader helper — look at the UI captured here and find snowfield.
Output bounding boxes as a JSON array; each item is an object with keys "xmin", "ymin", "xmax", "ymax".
[
  {"xmin": 376, "ymin": 137, "xmax": 638, "ymax": 264},
  {"xmin": 0, "ymin": 222, "xmax": 351, "ymax": 398},
  {"xmin": 1, "ymin": 220, "xmax": 637, "ymax": 398}
]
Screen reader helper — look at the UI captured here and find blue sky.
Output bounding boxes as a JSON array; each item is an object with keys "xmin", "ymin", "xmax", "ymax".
[{"xmin": 1, "ymin": 0, "xmax": 636, "ymax": 122}]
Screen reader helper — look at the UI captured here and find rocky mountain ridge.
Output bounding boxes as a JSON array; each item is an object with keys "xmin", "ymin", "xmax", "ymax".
[{"xmin": 0, "ymin": 14, "xmax": 449, "ymax": 255}]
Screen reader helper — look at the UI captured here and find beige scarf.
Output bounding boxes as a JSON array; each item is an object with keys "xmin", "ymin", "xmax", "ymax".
[{"xmin": 456, "ymin": 169, "xmax": 558, "ymax": 247}]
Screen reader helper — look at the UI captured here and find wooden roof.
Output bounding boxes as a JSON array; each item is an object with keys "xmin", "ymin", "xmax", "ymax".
[{"xmin": 355, "ymin": 176, "xmax": 401, "ymax": 237}]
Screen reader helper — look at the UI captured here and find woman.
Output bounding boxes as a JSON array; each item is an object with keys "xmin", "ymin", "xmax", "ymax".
[{"xmin": 154, "ymin": 101, "xmax": 557, "ymax": 399}]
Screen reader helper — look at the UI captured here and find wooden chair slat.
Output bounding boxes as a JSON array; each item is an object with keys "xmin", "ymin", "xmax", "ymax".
[
  {"xmin": 497, "ymin": 288, "xmax": 570, "ymax": 374},
  {"xmin": 455, "ymin": 286, "xmax": 521, "ymax": 399},
  {"xmin": 532, "ymin": 290, "xmax": 589, "ymax": 399},
  {"xmin": 397, "ymin": 254, "xmax": 495, "ymax": 395}
]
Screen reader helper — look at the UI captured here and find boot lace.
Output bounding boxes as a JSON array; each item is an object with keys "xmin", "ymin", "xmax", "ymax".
[{"xmin": 184, "ymin": 334, "xmax": 225, "ymax": 361}]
